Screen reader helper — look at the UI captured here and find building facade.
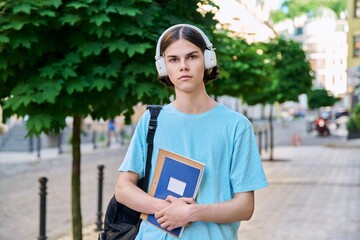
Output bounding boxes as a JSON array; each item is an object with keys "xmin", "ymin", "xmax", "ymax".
[
  {"xmin": 274, "ymin": 7, "xmax": 348, "ymax": 103},
  {"xmin": 211, "ymin": 0, "xmax": 278, "ymax": 119},
  {"xmin": 347, "ymin": 0, "xmax": 360, "ymax": 108}
]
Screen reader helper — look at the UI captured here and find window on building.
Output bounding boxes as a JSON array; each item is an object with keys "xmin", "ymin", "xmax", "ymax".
[
  {"xmin": 355, "ymin": 0, "xmax": 360, "ymax": 18},
  {"xmin": 354, "ymin": 35, "xmax": 360, "ymax": 57},
  {"xmin": 307, "ymin": 43, "xmax": 325, "ymax": 53},
  {"xmin": 317, "ymin": 59, "xmax": 325, "ymax": 69},
  {"xmin": 295, "ymin": 27, "xmax": 303, "ymax": 36}
]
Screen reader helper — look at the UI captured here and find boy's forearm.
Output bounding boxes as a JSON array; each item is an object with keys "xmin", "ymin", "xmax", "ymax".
[
  {"xmin": 189, "ymin": 191, "xmax": 255, "ymax": 223},
  {"xmin": 116, "ymin": 185, "xmax": 166, "ymax": 214},
  {"xmin": 115, "ymin": 174, "xmax": 169, "ymax": 214}
]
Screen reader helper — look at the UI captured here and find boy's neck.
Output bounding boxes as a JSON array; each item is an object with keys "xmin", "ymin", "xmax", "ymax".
[{"xmin": 173, "ymin": 93, "xmax": 217, "ymax": 114}]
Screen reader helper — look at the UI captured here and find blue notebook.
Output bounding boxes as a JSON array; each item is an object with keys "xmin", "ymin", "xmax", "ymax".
[{"xmin": 141, "ymin": 148, "xmax": 205, "ymax": 238}]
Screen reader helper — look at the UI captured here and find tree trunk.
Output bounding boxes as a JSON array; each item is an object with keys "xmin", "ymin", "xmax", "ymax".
[
  {"xmin": 269, "ymin": 105, "xmax": 274, "ymax": 161},
  {"xmin": 72, "ymin": 115, "xmax": 82, "ymax": 240}
]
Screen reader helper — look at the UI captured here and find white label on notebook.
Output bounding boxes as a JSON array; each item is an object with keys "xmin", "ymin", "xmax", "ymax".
[{"xmin": 167, "ymin": 177, "xmax": 186, "ymax": 196}]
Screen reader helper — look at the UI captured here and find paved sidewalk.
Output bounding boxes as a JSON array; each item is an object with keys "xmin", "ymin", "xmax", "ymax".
[
  {"xmin": 239, "ymin": 143, "xmax": 360, "ymax": 240},
  {"xmin": 0, "ymin": 142, "xmax": 121, "ymax": 164},
  {"xmin": 54, "ymin": 139, "xmax": 360, "ymax": 240}
]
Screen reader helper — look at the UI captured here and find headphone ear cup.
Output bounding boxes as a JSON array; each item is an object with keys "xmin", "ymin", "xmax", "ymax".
[
  {"xmin": 204, "ymin": 49, "xmax": 217, "ymax": 69},
  {"xmin": 155, "ymin": 57, "xmax": 168, "ymax": 76}
]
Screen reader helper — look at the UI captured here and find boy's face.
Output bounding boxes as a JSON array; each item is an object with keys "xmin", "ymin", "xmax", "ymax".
[{"xmin": 163, "ymin": 39, "xmax": 205, "ymax": 94}]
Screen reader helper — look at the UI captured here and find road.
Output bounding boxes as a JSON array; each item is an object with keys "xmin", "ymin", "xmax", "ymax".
[{"xmin": 253, "ymin": 116, "xmax": 348, "ymax": 147}]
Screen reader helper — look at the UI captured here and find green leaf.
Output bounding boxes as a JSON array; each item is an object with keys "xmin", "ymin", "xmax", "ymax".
[
  {"xmin": 135, "ymin": 83, "xmax": 153, "ymax": 99},
  {"xmin": 105, "ymin": 39, "xmax": 128, "ymax": 53},
  {"xmin": 66, "ymin": 78, "xmax": 89, "ymax": 94},
  {"xmin": 4, "ymin": 84, "xmax": 33, "ymax": 110},
  {"xmin": 106, "ymin": 6, "xmax": 117, "ymax": 13},
  {"xmin": 90, "ymin": 14, "xmax": 111, "ymax": 27},
  {"xmin": 60, "ymin": 14, "xmax": 81, "ymax": 26},
  {"xmin": 93, "ymin": 27, "xmax": 113, "ymax": 38},
  {"xmin": 40, "ymin": 65, "xmax": 58, "ymax": 79},
  {"xmin": 29, "ymin": 80, "xmax": 62, "ymax": 104},
  {"xmin": 8, "ymin": 33, "xmax": 37, "ymax": 49},
  {"xmin": 90, "ymin": 78, "xmax": 113, "ymax": 91},
  {"xmin": 0, "ymin": 34, "xmax": 10, "ymax": 43},
  {"xmin": 32, "ymin": 89, "xmax": 56, "ymax": 104},
  {"xmin": 92, "ymin": 66, "xmax": 106, "ymax": 76},
  {"xmin": 62, "ymin": 67, "xmax": 77, "ymax": 79},
  {"xmin": 79, "ymin": 43, "xmax": 103, "ymax": 57},
  {"xmin": 50, "ymin": 0, "xmax": 62, "ymax": 8},
  {"xmin": 4, "ymin": 21, "xmax": 26, "ymax": 30},
  {"xmin": 126, "ymin": 62, "xmax": 154, "ymax": 77},
  {"xmin": 116, "ymin": 24, "xmax": 144, "ymax": 36},
  {"xmin": 123, "ymin": 76, "xmax": 136, "ymax": 87},
  {"xmin": 26, "ymin": 114, "xmax": 52, "ymax": 133},
  {"xmin": 105, "ymin": 68, "xmax": 118, "ymax": 78},
  {"xmin": 29, "ymin": 18, "xmax": 47, "ymax": 27},
  {"xmin": 13, "ymin": 3, "xmax": 32, "ymax": 14},
  {"xmin": 127, "ymin": 43, "xmax": 151, "ymax": 57},
  {"xmin": 115, "ymin": 6, "xmax": 140, "ymax": 16},
  {"xmin": 66, "ymin": 2, "xmax": 88, "ymax": 9},
  {"xmin": 62, "ymin": 53, "xmax": 81, "ymax": 66},
  {"xmin": 0, "ymin": 57, "xmax": 8, "ymax": 70},
  {"xmin": 39, "ymin": 10, "xmax": 56, "ymax": 17},
  {"xmin": 92, "ymin": 65, "xmax": 118, "ymax": 78}
]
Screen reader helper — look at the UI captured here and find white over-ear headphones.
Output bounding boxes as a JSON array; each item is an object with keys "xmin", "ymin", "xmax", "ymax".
[{"xmin": 155, "ymin": 24, "xmax": 217, "ymax": 76}]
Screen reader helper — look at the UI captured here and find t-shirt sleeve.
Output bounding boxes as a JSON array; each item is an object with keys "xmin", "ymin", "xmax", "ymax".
[
  {"xmin": 118, "ymin": 110, "xmax": 150, "ymax": 179},
  {"xmin": 230, "ymin": 123, "xmax": 268, "ymax": 193}
]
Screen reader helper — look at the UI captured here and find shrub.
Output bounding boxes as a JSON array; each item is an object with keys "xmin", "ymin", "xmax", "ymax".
[{"xmin": 346, "ymin": 104, "xmax": 360, "ymax": 133}]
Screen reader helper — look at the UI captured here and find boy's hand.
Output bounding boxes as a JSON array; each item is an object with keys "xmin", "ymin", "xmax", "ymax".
[{"xmin": 155, "ymin": 195, "xmax": 195, "ymax": 230}]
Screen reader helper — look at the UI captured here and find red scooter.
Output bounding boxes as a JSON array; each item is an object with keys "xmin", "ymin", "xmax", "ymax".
[{"xmin": 315, "ymin": 117, "xmax": 330, "ymax": 136}]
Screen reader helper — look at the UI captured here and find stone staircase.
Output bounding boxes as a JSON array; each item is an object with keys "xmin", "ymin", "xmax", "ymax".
[
  {"xmin": 0, "ymin": 122, "xmax": 30, "ymax": 152},
  {"xmin": 0, "ymin": 121, "xmax": 106, "ymax": 152}
]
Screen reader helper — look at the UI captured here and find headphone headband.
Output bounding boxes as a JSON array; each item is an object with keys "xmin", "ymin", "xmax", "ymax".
[{"xmin": 155, "ymin": 24, "xmax": 214, "ymax": 60}]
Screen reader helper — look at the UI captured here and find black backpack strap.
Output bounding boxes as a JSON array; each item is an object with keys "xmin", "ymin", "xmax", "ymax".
[{"xmin": 143, "ymin": 105, "xmax": 162, "ymax": 192}]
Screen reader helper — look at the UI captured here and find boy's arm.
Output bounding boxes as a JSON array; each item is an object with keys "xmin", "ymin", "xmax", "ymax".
[
  {"xmin": 190, "ymin": 191, "xmax": 254, "ymax": 222},
  {"xmin": 155, "ymin": 191, "xmax": 254, "ymax": 231},
  {"xmin": 115, "ymin": 171, "xmax": 169, "ymax": 214}
]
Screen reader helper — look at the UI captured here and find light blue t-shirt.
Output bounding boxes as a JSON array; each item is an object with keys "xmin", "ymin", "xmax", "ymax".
[{"xmin": 119, "ymin": 103, "xmax": 268, "ymax": 240}]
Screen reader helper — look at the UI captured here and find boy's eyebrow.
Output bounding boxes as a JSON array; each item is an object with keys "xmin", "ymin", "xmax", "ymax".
[{"xmin": 166, "ymin": 50, "xmax": 200, "ymax": 58}]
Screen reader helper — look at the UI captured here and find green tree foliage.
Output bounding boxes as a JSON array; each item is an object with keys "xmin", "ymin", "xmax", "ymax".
[
  {"xmin": 0, "ymin": 0, "xmax": 218, "ymax": 239},
  {"xmin": 270, "ymin": 0, "xmax": 346, "ymax": 23},
  {"xmin": 246, "ymin": 37, "xmax": 313, "ymax": 106},
  {"xmin": 307, "ymin": 88, "xmax": 339, "ymax": 110},
  {"xmin": 245, "ymin": 37, "xmax": 313, "ymax": 160},
  {"xmin": 346, "ymin": 104, "xmax": 360, "ymax": 133},
  {"xmin": 207, "ymin": 29, "xmax": 271, "ymax": 100}
]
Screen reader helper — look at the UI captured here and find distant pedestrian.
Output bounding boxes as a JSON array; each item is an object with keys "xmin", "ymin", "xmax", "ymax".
[{"xmin": 107, "ymin": 119, "xmax": 115, "ymax": 146}]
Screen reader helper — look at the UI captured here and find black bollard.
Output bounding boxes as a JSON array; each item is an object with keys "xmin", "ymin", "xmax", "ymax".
[
  {"xmin": 264, "ymin": 126, "xmax": 268, "ymax": 152},
  {"xmin": 38, "ymin": 177, "xmax": 48, "ymax": 240},
  {"xmin": 96, "ymin": 165, "xmax": 104, "ymax": 231},
  {"xmin": 258, "ymin": 130, "xmax": 263, "ymax": 154},
  {"xmin": 58, "ymin": 131, "xmax": 63, "ymax": 154}
]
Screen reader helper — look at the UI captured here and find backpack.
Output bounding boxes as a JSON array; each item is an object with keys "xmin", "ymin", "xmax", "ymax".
[{"xmin": 99, "ymin": 105, "xmax": 162, "ymax": 240}]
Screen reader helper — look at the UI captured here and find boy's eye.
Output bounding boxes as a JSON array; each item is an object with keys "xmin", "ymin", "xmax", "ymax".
[{"xmin": 168, "ymin": 58, "xmax": 177, "ymax": 63}]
